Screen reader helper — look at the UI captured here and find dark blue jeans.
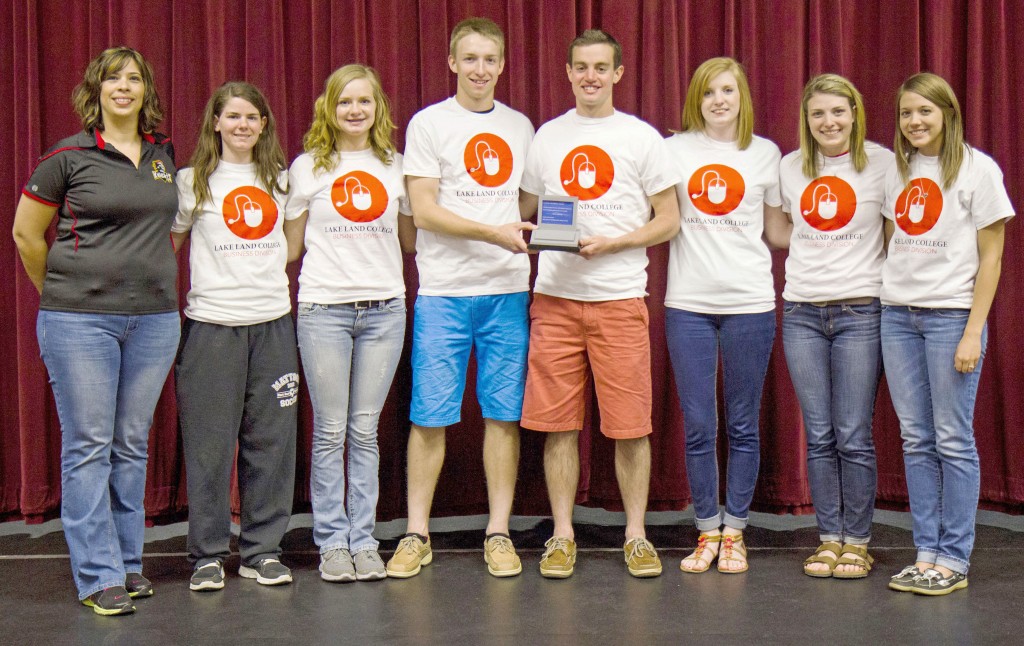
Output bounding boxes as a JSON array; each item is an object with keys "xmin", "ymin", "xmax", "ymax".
[
  {"xmin": 665, "ymin": 308, "xmax": 776, "ymax": 531},
  {"xmin": 783, "ymin": 300, "xmax": 881, "ymax": 544}
]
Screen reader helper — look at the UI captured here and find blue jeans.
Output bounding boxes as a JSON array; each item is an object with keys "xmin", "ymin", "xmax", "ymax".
[
  {"xmin": 882, "ymin": 305, "xmax": 985, "ymax": 575},
  {"xmin": 297, "ymin": 299, "xmax": 406, "ymax": 554},
  {"xmin": 783, "ymin": 300, "xmax": 881, "ymax": 544},
  {"xmin": 665, "ymin": 308, "xmax": 776, "ymax": 531},
  {"xmin": 37, "ymin": 310, "xmax": 179, "ymax": 600}
]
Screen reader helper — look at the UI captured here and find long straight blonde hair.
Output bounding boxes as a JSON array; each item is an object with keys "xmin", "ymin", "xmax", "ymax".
[
  {"xmin": 894, "ymin": 73, "xmax": 965, "ymax": 190},
  {"xmin": 681, "ymin": 57, "xmax": 754, "ymax": 150},
  {"xmin": 798, "ymin": 74, "xmax": 867, "ymax": 179}
]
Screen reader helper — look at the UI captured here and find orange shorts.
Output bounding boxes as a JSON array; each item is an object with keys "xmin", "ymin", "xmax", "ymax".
[{"xmin": 521, "ymin": 294, "xmax": 652, "ymax": 439}]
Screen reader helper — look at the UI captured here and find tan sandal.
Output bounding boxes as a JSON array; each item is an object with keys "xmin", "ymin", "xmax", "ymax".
[
  {"xmin": 832, "ymin": 543, "xmax": 873, "ymax": 579},
  {"xmin": 803, "ymin": 541, "xmax": 843, "ymax": 578},
  {"xmin": 679, "ymin": 533, "xmax": 721, "ymax": 573},
  {"xmin": 717, "ymin": 533, "xmax": 748, "ymax": 574}
]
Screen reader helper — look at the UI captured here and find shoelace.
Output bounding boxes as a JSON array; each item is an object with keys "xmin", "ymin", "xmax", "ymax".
[
  {"xmin": 894, "ymin": 565, "xmax": 921, "ymax": 579},
  {"xmin": 489, "ymin": 536, "xmax": 514, "ymax": 553},
  {"xmin": 919, "ymin": 569, "xmax": 943, "ymax": 586},
  {"xmin": 544, "ymin": 537, "xmax": 571, "ymax": 557},
  {"xmin": 398, "ymin": 536, "xmax": 423, "ymax": 555},
  {"xmin": 626, "ymin": 539, "xmax": 654, "ymax": 561}
]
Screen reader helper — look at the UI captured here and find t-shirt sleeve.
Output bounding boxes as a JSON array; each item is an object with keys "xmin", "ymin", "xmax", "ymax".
[
  {"xmin": 779, "ymin": 155, "xmax": 795, "ymax": 214},
  {"xmin": 23, "ymin": 147, "xmax": 72, "ymax": 206},
  {"xmin": 402, "ymin": 113, "xmax": 441, "ymax": 179},
  {"xmin": 172, "ymin": 167, "xmax": 196, "ymax": 233},
  {"xmin": 285, "ymin": 156, "xmax": 313, "ymax": 219},
  {"xmin": 970, "ymin": 154, "xmax": 1015, "ymax": 229},
  {"xmin": 639, "ymin": 129, "xmax": 680, "ymax": 196},
  {"xmin": 763, "ymin": 142, "xmax": 783, "ymax": 208},
  {"xmin": 519, "ymin": 138, "xmax": 544, "ymax": 196},
  {"xmin": 881, "ymin": 164, "xmax": 901, "ymax": 221}
]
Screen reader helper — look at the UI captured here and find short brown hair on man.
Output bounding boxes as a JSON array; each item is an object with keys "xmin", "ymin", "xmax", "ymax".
[
  {"xmin": 449, "ymin": 17, "xmax": 505, "ymax": 58},
  {"xmin": 567, "ymin": 29, "xmax": 622, "ymax": 69}
]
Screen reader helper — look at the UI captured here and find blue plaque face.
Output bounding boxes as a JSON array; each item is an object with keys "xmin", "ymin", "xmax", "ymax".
[
  {"xmin": 540, "ymin": 199, "xmax": 575, "ymax": 226},
  {"xmin": 528, "ymin": 194, "xmax": 581, "ymax": 252}
]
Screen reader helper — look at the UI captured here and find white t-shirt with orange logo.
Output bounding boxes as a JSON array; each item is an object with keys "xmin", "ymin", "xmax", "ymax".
[
  {"xmin": 174, "ymin": 162, "xmax": 292, "ymax": 325},
  {"xmin": 403, "ymin": 97, "xmax": 534, "ymax": 297},
  {"xmin": 780, "ymin": 142, "xmax": 894, "ymax": 302},
  {"xmin": 881, "ymin": 146, "xmax": 1014, "ymax": 308},
  {"xmin": 287, "ymin": 149, "xmax": 410, "ymax": 303},
  {"xmin": 521, "ymin": 110, "xmax": 679, "ymax": 301},
  {"xmin": 664, "ymin": 131, "xmax": 782, "ymax": 314}
]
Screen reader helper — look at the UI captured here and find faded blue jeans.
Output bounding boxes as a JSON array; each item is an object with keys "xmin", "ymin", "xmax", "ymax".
[
  {"xmin": 783, "ymin": 300, "xmax": 881, "ymax": 544},
  {"xmin": 37, "ymin": 310, "xmax": 179, "ymax": 600},
  {"xmin": 297, "ymin": 299, "xmax": 405, "ymax": 554},
  {"xmin": 882, "ymin": 305, "xmax": 985, "ymax": 575},
  {"xmin": 665, "ymin": 308, "xmax": 776, "ymax": 532}
]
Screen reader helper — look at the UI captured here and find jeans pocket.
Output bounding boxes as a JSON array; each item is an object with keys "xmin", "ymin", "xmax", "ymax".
[
  {"xmin": 934, "ymin": 308, "xmax": 970, "ymax": 319},
  {"xmin": 297, "ymin": 302, "xmax": 324, "ymax": 317},
  {"xmin": 845, "ymin": 301, "xmax": 881, "ymax": 318},
  {"xmin": 782, "ymin": 301, "xmax": 800, "ymax": 316},
  {"xmin": 385, "ymin": 297, "xmax": 407, "ymax": 314}
]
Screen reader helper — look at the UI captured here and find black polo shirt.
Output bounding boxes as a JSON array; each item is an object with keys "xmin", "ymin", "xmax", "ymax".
[{"xmin": 23, "ymin": 130, "xmax": 179, "ymax": 314}]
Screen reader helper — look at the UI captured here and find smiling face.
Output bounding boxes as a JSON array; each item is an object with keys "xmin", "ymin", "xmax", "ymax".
[
  {"xmin": 806, "ymin": 92, "xmax": 854, "ymax": 156},
  {"xmin": 700, "ymin": 70, "xmax": 741, "ymax": 138},
  {"xmin": 99, "ymin": 60, "xmax": 145, "ymax": 126},
  {"xmin": 335, "ymin": 77, "xmax": 376, "ymax": 149},
  {"xmin": 448, "ymin": 33, "xmax": 505, "ymax": 111},
  {"xmin": 214, "ymin": 96, "xmax": 265, "ymax": 163},
  {"xmin": 566, "ymin": 43, "xmax": 622, "ymax": 118},
  {"xmin": 899, "ymin": 91, "xmax": 944, "ymax": 156}
]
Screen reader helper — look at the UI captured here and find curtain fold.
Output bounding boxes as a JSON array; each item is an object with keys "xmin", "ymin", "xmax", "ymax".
[{"xmin": 2, "ymin": 0, "xmax": 1021, "ymax": 524}]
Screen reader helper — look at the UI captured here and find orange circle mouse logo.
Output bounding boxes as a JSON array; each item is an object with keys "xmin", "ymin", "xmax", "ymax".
[
  {"xmin": 688, "ymin": 164, "xmax": 745, "ymax": 215},
  {"xmin": 799, "ymin": 176, "xmax": 857, "ymax": 231},
  {"xmin": 223, "ymin": 186, "xmax": 278, "ymax": 240},
  {"xmin": 894, "ymin": 178, "xmax": 942, "ymax": 236},
  {"xmin": 464, "ymin": 134, "xmax": 514, "ymax": 187},
  {"xmin": 331, "ymin": 171, "xmax": 388, "ymax": 222},
  {"xmin": 559, "ymin": 145, "xmax": 614, "ymax": 201}
]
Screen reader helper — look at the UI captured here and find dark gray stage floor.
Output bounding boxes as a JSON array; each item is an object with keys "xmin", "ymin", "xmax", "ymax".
[{"xmin": 2, "ymin": 515, "xmax": 1023, "ymax": 645}]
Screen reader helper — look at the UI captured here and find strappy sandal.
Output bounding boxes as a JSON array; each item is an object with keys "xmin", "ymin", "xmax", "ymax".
[
  {"xmin": 679, "ymin": 533, "xmax": 721, "ymax": 573},
  {"xmin": 832, "ymin": 543, "xmax": 873, "ymax": 579},
  {"xmin": 803, "ymin": 541, "xmax": 843, "ymax": 578},
  {"xmin": 717, "ymin": 533, "xmax": 748, "ymax": 574}
]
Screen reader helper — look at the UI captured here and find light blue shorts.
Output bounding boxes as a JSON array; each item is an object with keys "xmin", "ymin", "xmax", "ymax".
[{"xmin": 410, "ymin": 292, "xmax": 529, "ymax": 427}]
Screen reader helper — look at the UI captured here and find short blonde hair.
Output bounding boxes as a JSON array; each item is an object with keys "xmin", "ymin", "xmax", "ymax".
[
  {"xmin": 449, "ymin": 17, "xmax": 505, "ymax": 59},
  {"xmin": 681, "ymin": 57, "xmax": 754, "ymax": 150},
  {"xmin": 72, "ymin": 46, "xmax": 163, "ymax": 134}
]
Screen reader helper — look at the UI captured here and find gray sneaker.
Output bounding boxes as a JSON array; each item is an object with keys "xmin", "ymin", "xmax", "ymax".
[
  {"xmin": 190, "ymin": 561, "xmax": 225, "ymax": 591},
  {"xmin": 320, "ymin": 548, "xmax": 356, "ymax": 582},
  {"xmin": 353, "ymin": 550, "xmax": 387, "ymax": 581},
  {"xmin": 239, "ymin": 558, "xmax": 292, "ymax": 586}
]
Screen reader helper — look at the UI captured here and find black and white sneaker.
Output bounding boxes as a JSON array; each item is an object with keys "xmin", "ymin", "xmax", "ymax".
[
  {"xmin": 911, "ymin": 568, "xmax": 968, "ymax": 596},
  {"xmin": 888, "ymin": 565, "xmax": 925, "ymax": 592},
  {"xmin": 239, "ymin": 558, "xmax": 292, "ymax": 586},
  {"xmin": 81, "ymin": 586, "xmax": 135, "ymax": 616},
  {"xmin": 190, "ymin": 561, "xmax": 225, "ymax": 591},
  {"xmin": 125, "ymin": 572, "xmax": 154, "ymax": 598}
]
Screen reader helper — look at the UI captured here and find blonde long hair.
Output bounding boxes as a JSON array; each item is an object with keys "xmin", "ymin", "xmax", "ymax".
[
  {"xmin": 188, "ymin": 82, "xmax": 286, "ymax": 216},
  {"xmin": 303, "ymin": 64, "xmax": 395, "ymax": 173},
  {"xmin": 798, "ymin": 74, "xmax": 868, "ymax": 179},
  {"xmin": 681, "ymin": 57, "xmax": 754, "ymax": 150},
  {"xmin": 894, "ymin": 73, "xmax": 965, "ymax": 190}
]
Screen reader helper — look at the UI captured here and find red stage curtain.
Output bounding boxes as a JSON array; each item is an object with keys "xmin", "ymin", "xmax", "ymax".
[{"xmin": 2, "ymin": 0, "xmax": 1021, "ymax": 524}]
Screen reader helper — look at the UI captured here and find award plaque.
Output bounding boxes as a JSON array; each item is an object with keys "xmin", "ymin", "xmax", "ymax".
[{"xmin": 527, "ymin": 195, "xmax": 580, "ymax": 252}]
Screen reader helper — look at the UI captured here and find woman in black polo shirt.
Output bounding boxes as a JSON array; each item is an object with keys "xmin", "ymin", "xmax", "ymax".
[{"xmin": 12, "ymin": 47, "xmax": 179, "ymax": 616}]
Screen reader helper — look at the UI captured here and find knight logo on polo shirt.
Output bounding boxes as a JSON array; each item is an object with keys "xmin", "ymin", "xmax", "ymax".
[
  {"xmin": 331, "ymin": 171, "xmax": 387, "ymax": 222},
  {"xmin": 464, "ymin": 133, "xmax": 514, "ymax": 187},
  {"xmin": 799, "ymin": 176, "xmax": 857, "ymax": 231},
  {"xmin": 223, "ymin": 186, "xmax": 278, "ymax": 240},
  {"xmin": 559, "ymin": 145, "xmax": 614, "ymax": 200},
  {"xmin": 894, "ymin": 178, "xmax": 943, "ymax": 235},
  {"xmin": 151, "ymin": 159, "xmax": 173, "ymax": 183},
  {"xmin": 688, "ymin": 164, "xmax": 744, "ymax": 215}
]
